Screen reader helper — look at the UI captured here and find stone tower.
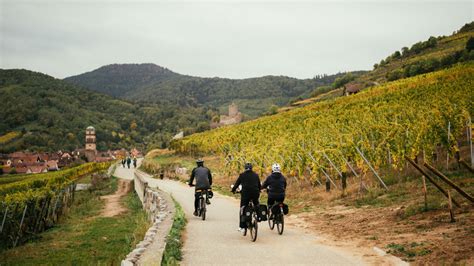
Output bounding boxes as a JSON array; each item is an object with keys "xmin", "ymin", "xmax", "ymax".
[
  {"xmin": 229, "ymin": 102, "xmax": 238, "ymax": 117},
  {"xmin": 85, "ymin": 126, "xmax": 97, "ymax": 162}
]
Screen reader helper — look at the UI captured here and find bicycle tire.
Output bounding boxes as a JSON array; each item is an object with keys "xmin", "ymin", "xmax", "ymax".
[
  {"xmin": 201, "ymin": 197, "xmax": 206, "ymax": 221},
  {"xmin": 250, "ymin": 213, "xmax": 258, "ymax": 242},
  {"xmin": 277, "ymin": 214, "xmax": 284, "ymax": 235},
  {"xmin": 268, "ymin": 214, "xmax": 275, "ymax": 230}
]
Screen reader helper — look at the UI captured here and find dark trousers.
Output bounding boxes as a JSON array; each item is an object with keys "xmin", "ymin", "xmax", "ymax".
[
  {"xmin": 267, "ymin": 195, "xmax": 285, "ymax": 208},
  {"xmin": 239, "ymin": 192, "xmax": 259, "ymax": 228}
]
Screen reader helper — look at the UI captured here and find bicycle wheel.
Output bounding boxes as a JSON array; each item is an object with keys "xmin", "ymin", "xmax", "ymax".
[
  {"xmin": 250, "ymin": 213, "xmax": 258, "ymax": 242},
  {"xmin": 277, "ymin": 214, "xmax": 284, "ymax": 235},
  {"xmin": 201, "ymin": 197, "xmax": 206, "ymax": 221},
  {"xmin": 268, "ymin": 213, "xmax": 275, "ymax": 230}
]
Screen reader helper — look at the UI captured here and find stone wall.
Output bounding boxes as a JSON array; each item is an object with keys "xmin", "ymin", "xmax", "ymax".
[{"xmin": 121, "ymin": 170, "xmax": 175, "ymax": 266}]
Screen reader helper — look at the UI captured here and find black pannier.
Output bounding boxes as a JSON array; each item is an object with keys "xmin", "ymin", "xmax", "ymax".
[
  {"xmin": 271, "ymin": 203, "xmax": 289, "ymax": 215},
  {"xmin": 258, "ymin": 204, "xmax": 268, "ymax": 221},
  {"xmin": 240, "ymin": 206, "xmax": 252, "ymax": 223}
]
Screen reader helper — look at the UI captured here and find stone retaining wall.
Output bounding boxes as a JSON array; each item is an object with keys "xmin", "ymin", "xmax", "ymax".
[{"xmin": 121, "ymin": 170, "xmax": 175, "ymax": 266}]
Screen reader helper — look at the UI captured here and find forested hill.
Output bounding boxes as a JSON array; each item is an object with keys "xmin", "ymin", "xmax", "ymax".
[
  {"xmin": 0, "ymin": 69, "xmax": 211, "ymax": 153},
  {"xmin": 64, "ymin": 64, "xmax": 350, "ymax": 117}
]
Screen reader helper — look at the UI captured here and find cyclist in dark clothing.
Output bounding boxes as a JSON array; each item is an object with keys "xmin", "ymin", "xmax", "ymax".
[
  {"xmin": 262, "ymin": 163, "xmax": 287, "ymax": 207},
  {"xmin": 231, "ymin": 162, "xmax": 261, "ymax": 231},
  {"xmin": 188, "ymin": 159, "xmax": 212, "ymax": 216}
]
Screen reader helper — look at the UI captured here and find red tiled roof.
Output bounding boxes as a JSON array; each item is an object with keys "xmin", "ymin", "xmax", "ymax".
[{"xmin": 345, "ymin": 83, "xmax": 363, "ymax": 93}]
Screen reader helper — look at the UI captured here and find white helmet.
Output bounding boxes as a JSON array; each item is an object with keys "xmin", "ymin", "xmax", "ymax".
[{"xmin": 272, "ymin": 163, "xmax": 281, "ymax": 173}]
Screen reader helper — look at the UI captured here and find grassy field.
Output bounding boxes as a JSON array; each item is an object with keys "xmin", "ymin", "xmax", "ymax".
[{"xmin": 0, "ymin": 176, "xmax": 150, "ymax": 265}]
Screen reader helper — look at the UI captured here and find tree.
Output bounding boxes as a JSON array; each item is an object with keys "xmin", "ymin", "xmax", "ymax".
[{"xmin": 467, "ymin": 37, "xmax": 474, "ymax": 52}]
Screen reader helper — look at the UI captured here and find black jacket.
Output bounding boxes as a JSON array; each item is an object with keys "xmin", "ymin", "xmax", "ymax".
[
  {"xmin": 262, "ymin": 172, "xmax": 287, "ymax": 198},
  {"xmin": 189, "ymin": 166, "xmax": 212, "ymax": 190},
  {"xmin": 232, "ymin": 170, "xmax": 261, "ymax": 196}
]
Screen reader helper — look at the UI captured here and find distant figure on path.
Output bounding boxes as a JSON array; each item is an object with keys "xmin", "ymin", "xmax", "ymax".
[
  {"xmin": 133, "ymin": 157, "xmax": 137, "ymax": 168},
  {"xmin": 121, "ymin": 158, "xmax": 126, "ymax": 168},
  {"xmin": 126, "ymin": 156, "xmax": 131, "ymax": 169}
]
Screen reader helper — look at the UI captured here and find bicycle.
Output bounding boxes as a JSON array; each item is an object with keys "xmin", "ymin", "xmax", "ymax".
[
  {"xmin": 195, "ymin": 189, "xmax": 209, "ymax": 221},
  {"xmin": 268, "ymin": 202, "xmax": 285, "ymax": 235},
  {"xmin": 232, "ymin": 185, "xmax": 259, "ymax": 242}
]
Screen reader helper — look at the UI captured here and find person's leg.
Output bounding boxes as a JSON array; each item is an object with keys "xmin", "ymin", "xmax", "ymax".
[
  {"xmin": 194, "ymin": 192, "xmax": 199, "ymax": 215},
  {"xmin": 240, "ymin": 195, "xmax": 250, "ymax": 228}
]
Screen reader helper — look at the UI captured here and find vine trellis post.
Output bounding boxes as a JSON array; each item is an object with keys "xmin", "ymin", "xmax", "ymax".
[{"xmin": 355, "ymin": 146, "xmax": 388, "ymax": 190}]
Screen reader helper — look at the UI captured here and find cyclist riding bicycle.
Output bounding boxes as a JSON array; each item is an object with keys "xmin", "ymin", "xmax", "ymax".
[
  {"xmin": 189, "ymin": 159, "xmax": 212, "ymax": 216},
  {"xmin": 262, "ymin": 163, "xmax": 287, "ymax": 207},
  {"xmin": 231, "ymin": 162, "xmax": 261, "ymax": 232}
]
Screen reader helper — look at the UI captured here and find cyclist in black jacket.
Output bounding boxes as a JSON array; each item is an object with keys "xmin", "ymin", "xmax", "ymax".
[
  {"xmin": 262, "ymin": 163, "xmax": 287, "ymax": 207},
  {"xmin": 231, "ymin": 162, "xmax": 261, "ymax": 231},
  {"xmin": 189, "ymin": 159, "xmax": 212, "ymax": 216}
]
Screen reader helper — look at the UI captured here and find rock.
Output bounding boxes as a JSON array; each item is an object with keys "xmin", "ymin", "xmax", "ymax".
[{"xmin": 121, "ymin": 260, "xmax": 134, "ymax": 266}]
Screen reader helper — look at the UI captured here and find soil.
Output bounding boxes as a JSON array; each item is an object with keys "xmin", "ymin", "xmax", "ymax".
[
  {"xmin": 286, "ymin": 203, "xmax": 474, "ymax": 265},
  {"xmin": 100, "ymin": 179, "xmax": 132, "ymax": 217}
]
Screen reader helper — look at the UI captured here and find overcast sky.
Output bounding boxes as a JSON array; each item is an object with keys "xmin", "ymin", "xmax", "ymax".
[{"xmin": 0, "ymin": 0, "xmax": 472, "ymax": 79}]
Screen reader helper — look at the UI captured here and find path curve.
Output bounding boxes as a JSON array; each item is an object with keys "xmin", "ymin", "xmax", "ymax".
[{"xmin": 114, "ymin": 161, "xmax": 372, "ymax": 265}]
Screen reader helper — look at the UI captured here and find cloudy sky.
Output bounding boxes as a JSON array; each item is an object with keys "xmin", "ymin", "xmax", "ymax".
[{"xmin": 0, "ymin": 0, "xmax": 472, "ymax": 79}]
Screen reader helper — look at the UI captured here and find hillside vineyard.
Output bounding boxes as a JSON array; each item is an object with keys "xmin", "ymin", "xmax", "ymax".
[{"xmin": 172, "ymin": 63, "xmax": 474, "ymax": 176}]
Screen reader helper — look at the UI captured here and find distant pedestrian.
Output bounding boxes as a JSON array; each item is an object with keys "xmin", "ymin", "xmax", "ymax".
[
  {"xmin": 133, "ymin": 157, "xmax": 137, "ymax": 168},
  {"xmin": 126, "ymin": 156, "xmax": 131, "ymax": 169},
  {"xmin": 121, "ymin": 159, "xmax": 126, "ymax": 168}
]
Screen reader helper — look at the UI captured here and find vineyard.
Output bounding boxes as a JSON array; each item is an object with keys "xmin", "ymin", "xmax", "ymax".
[
  {"xmin": 172, "ymin": 63, "xmax": 474, "ymax": 184},
  {"xmin": 0, "ymin": 162, "xmax": 111, "ymax": 249}
]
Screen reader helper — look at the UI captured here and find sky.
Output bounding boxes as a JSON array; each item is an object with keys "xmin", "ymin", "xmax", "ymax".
[{"xmin": 0, "ymin": 0, "xmax": 472, "ymax": 79}]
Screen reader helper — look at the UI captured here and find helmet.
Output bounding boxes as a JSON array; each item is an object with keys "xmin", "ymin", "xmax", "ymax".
[
  {"xmin": 272, "ymin": 163, "xmax": 281, "ymax": 173},
  {"xmin": 244, "ymin": 162, "xmax": 252, "ymax": 170},
  {"xmin": 196, "ymin": 159, "xmax": 204, "ymax": 166}
]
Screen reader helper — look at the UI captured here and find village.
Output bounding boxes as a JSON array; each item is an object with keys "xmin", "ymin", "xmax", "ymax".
[{"xmin": 0, "ymin": 126, "xmax": 141, "ymax": 175}]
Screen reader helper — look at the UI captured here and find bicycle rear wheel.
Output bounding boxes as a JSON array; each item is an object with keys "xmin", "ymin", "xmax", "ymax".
[
  {"xmin": 277, "ymin": 214, "xmax": 284, "ymax": 235},
  {"xmin": 200, "ymin": 197, "xmax": 206, "ymax": 221},
  {"xmin": 250, "ymin": 214, "xmax": 258, "ymax": 242},
  {"xmin": 268, "ymin": 213, "xmax": 275, "ymax": 230}
]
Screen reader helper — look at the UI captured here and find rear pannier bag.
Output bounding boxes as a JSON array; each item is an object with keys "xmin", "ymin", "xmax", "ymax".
[
  {"xmin": 258, "ymin": 204, "xmax": 268, "ymax": 221},
  {"xmin": 240, "ymin": 206, "xmax": 252, "ymax": 223},
  {"xmin": 271, "ymin": 203, "xmax": 289, "ymax": 215}
]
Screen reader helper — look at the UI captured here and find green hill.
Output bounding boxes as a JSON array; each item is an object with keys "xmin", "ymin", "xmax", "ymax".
[
  {"xmin": 287, "ymin": 21, "xmax": 474, "ymax": 110},
  {"xmin": 64, "ymin": 64, "xmax": 348, "ymax": 117},
  {"xmin": 0, "ymin": 69, "xmax": 210, "ymax": 153}
]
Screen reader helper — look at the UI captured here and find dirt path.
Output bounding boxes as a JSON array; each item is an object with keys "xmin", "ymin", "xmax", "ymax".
[{"xmin": 100, "ymin": 179, "xmax": 131, "ymax": 217}]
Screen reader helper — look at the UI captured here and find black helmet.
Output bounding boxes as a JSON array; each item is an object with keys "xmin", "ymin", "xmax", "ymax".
[
  {"xmin": 196, "ymin": 159, "xmax": 204, "ymax": 166},
  {"xmin": 244, "ymin": 162, "xmax": 252, "ymax": 171}
]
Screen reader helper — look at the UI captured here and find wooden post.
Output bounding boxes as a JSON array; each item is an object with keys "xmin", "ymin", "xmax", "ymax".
[
  {"xmin": 459, "ymin": 160, "xmax": 474, "ymax": 174},
  {"xmin": 422, "ymin": 176, "xmax": 428, "ymax": 211},
  {"xmin": 469, "ymin": 117, "xmax": 473, "ymax": 168},
  {"xmin": 447, "ymin": 121, "xmax": 451, "ymax": 170},
  {"xmin": 448, "ymin": 190, "xmax": 455, "ymax": 223},
  {"xmin": 321, "ymin": 167, "xmax": 338, "ymax": 189},
  {"xmin": 325, "ymin": 176, "xmax": 331, "ymax": 192},
  {"xmin": 405, "ymin": 156, "xmax": 460, "ymax": 207},
  {"xmin": 424, "ymin": 162, "xmax": 474, "ymax": 203}
]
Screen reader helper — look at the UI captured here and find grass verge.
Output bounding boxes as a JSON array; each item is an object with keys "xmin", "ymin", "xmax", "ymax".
[
  {"xmin": 0, "ymin": 176, "xmax": 150, "ymax": 265},
  {"xmin": 161, "ymin": 198, "xmax": 187, "ymax": 266}
]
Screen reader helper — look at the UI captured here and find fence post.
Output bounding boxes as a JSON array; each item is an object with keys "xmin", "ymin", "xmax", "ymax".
[{"xmin": 447, "ymin": 121, "xmax": 451, "ymax": 170}]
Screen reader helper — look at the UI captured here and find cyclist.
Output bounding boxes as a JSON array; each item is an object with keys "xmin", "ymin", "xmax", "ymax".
[
  {"xmin": 231, "ymin": 162, "xmax": 261, "ymax": 231},
  {"xmin": 262, "ymin": 163, "xmax": 287, "ymax": 208},
  {"xmin": 189, "ymin": 159, "xmax": 212, "ymax": 216}
]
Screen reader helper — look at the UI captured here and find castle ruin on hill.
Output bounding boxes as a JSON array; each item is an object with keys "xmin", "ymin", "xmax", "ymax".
[{"xmin": 211, "ymin": 103, "xmax": 243, "ymax": 129}]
